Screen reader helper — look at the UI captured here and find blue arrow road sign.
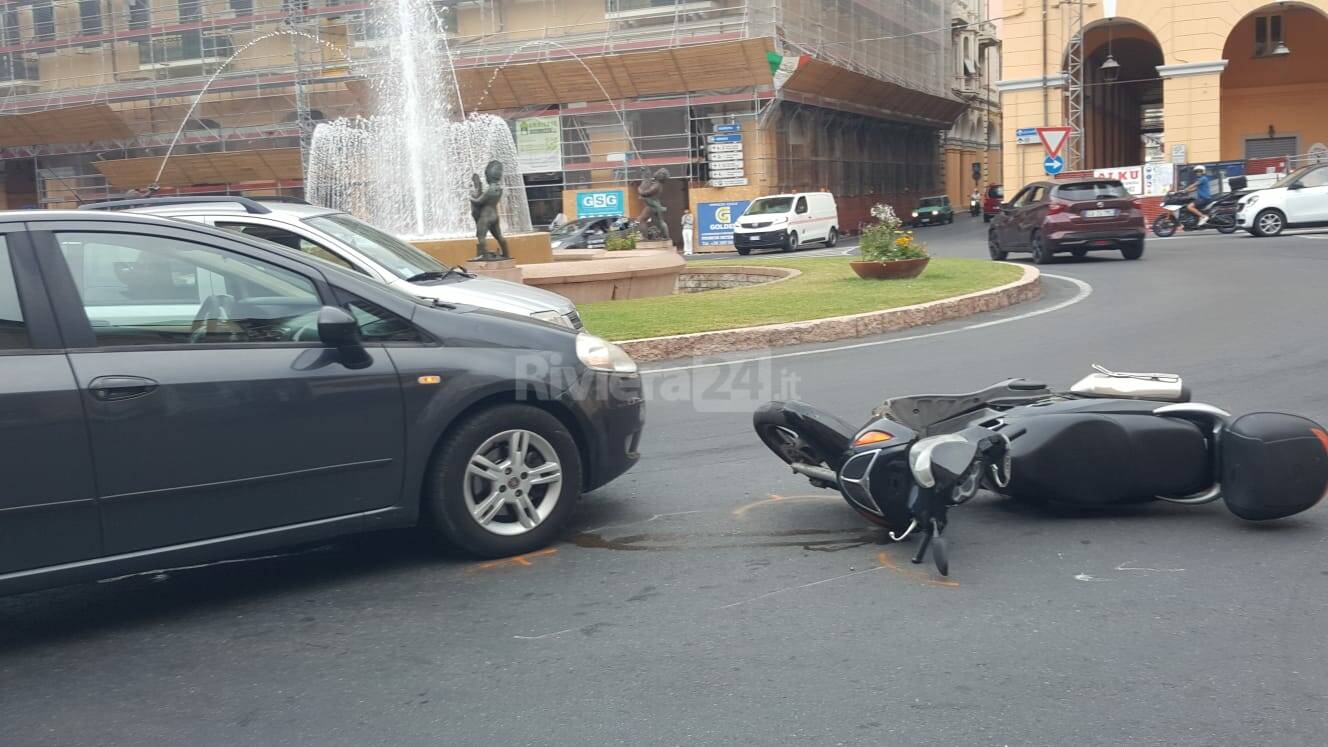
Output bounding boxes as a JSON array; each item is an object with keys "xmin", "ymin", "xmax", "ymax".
[
  {"xmin": 713, "ymin": 124, "xmax": 740, "ymax": 133},
  {"xmin": 1044, "ymin": 155, "xmax": 1065, "ymax": 175},
  {"xmin": 707, "ymin": 134, "xmax": 743, "ymax": 144}
]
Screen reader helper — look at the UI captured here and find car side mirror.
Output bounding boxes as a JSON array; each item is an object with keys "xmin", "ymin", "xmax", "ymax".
[
  {"xmin": 318, "ymin": 306, "xmax": 372, "ymax": 368},
  {"xmin": 1289, "ymin": 181, "xmax": 1304, "ymax": 190}
]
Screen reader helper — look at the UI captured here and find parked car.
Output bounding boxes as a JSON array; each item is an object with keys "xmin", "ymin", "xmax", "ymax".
[
  {"xmin": 1236, "ymin": 163, "xmax": 1328, "ymax": 237},
  {"xmin": 84, "ymin": 196, "xmax": 585, "ymax": 330},
  {"xmin": 910, "ymin": 195, "xmax": 954, "ymax": 226},
  {"xmin": 731, "ymin": 192, "xmax": 839, "ymax": 255},
  {"xmin": 550, "ymin": 215, "xmax": 623, "ymax": 250},
  {"xmin": 0, "ymin": 210, "xmax": 644, "ymax": 596},
  {"xmin": 982, "ymin": 184, "xmax": 1004, "ymax": 222},
  {"xmin": 988, "ymin": 179, "xmax": 1146, "ymax": 263}
]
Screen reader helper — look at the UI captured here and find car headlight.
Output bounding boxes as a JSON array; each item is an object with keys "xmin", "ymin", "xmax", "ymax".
[
  {"xmin": 576, "ymin": 333, "xmax": 638, "ymax": 374},
  {"xmin": 911, "ymin": 211, "xmax": 919, "ymax": 217},
  {"xmin": 531, "ymin": 310, "xmax": 574, "ymax": 328},
  {"xmin": 1244, "ymin": 194, "xmax": 1259, "ymax": 207}
]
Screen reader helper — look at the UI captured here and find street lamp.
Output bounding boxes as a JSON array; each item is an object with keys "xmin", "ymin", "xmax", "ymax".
[
  {"xmin": 1270, "ymin": 40, "xmax": 1291, "ymax": 56},
  {"xmin": 1100, "ymin": 54, "xmax": 1121, "ymax": 81}
]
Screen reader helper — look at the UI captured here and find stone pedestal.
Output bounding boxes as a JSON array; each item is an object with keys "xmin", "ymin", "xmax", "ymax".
[
  {"xmin": 413, "ymin": 232, "xmax": 553, "ymax": 266},
  {"xmin": 635, "ymin": 239, "xmax": 676, "ymax": 252},
  {"xmin": 464, "ymin": 258, "xmax": 524, "ymax": 283}
]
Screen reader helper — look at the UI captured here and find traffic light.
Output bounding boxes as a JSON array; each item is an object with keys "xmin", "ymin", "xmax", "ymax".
[{"xmin": 972, "ymin": 162, "xmax": 982, "ymax": 183}]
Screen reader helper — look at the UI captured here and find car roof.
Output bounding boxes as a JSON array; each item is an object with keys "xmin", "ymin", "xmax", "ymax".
[{"xmin": 78, "ymin": 196, "xmax": 341, "ymax": 221}]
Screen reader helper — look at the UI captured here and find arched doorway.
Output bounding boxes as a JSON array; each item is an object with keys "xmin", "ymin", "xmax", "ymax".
[
  {"xmin": 1068, "ymin": 20, "xmax": 1165, "ymax": 170},
  {"xmin": 1221, "ymin": 3, "xmax": 1328, "ymax": 163}
]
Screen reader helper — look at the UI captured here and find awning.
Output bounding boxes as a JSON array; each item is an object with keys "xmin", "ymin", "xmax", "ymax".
[
  {"xmin": 0, "ymin": 104, "xmax": 132, "ymax": 147},
  {"xmin": 93, "ymin": 148, "xmax": 304, "ymax": 190},
  {"xmin": 778, "ymin": 58, "xmax": 966, "ymax": 128},
  {"xmin": 456, "ymin": 38, "xmax": 775, "ymax": 111}
]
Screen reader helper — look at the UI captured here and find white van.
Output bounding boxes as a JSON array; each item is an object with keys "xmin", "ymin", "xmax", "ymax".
[{"xmin": 731, "ymin": 192, "xmax": 839, "ymax": 255}]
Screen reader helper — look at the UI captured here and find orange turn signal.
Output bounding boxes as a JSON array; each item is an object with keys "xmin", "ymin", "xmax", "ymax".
[
  {"xmin": 853, "ymin": 430, "xmax": 894, "ymax": 447},
  {"xmin": 417, "ymin": 375, "xmax": 442, "ymax": 385}
]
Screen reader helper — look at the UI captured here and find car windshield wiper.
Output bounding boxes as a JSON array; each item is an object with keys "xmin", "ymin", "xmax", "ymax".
[{"xmin": 406, "ymin": 268, "xmax": 460, "ymax": 283}]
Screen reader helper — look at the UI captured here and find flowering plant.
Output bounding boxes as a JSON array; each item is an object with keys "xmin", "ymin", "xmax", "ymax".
[{"xmin": 859, "ymin": 203, "xmax": 929, "ymax": 261}]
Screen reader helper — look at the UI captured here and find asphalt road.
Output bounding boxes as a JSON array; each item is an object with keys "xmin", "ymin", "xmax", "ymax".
[{"xmin": 5, "ymin": 217, "xmax": 1328, "ymax": 746}]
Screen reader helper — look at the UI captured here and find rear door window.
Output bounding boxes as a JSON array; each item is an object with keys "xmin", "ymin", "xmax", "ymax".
[
  {"xmin": 1055, "ymin": 182, "xmax": 1130, "ymax": 201},
  {"xmin": 0, "ymin": 238, "xmax": 29, "ymax": 350},
  {"xmin": 795, "ymin": 196, "xmax": 809, "ymax": 214}
]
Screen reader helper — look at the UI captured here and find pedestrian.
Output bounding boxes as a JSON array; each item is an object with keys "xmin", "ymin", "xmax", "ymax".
[
  {"xmin": 681, "ymin": 208, "xmax": 694, "ymax": 256},
  {"xmin": 550, "ymin": 211, "xmax": 567, "ymax": 230}
]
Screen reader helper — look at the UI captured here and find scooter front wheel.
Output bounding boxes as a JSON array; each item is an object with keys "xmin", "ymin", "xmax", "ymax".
[
  {"xmin": 1152, "ymin": 214, "xmax": 1178, "ymax": 238},
  {"xmin": 1216, "ymin": 220, "xmax": 1238, "ymax": 235}
]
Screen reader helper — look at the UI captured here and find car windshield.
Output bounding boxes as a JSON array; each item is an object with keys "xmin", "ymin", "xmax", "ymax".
[
  {"xmin": 919, "ymin": 197, "xmax": 945, "ymax": 207},
  {"xmin": 1055, "ymin": 181, "xmax": 1130, "ymax": 200},
  {"xmin": 987, "ymin": 185, "xmax": 1004, "ymax": 199},
  {"xmin": 1270, "ymin": 166, "xmax": 1319, "ymax": 189},
  {"xmin": 304, "ymin": 213, "xmax": 448, "ymax": 281},
  {"xmin": 744, "ymin": 197, "xmax": 794, "ymax": 215},
  {"xmin": 552, "ymin": 218, "xmax": 599, "ymax": 238}
]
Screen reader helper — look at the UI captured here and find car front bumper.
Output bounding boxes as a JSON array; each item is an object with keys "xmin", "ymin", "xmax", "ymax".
[
  {"xmin": 566, "ymin": 371, "xmax": 645, "ymax": 491},
  {"xmin": 733, "ymin": 228, "xmax": 788, "ymax": 249}
]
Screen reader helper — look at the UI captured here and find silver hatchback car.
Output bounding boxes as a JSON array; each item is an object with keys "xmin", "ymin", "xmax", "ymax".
[{"xmin": 83, "ymin": 196, "xmax": 584, "ymax": 329}]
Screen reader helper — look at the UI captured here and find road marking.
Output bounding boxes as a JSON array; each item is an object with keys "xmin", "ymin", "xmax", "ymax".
[
  {"xmin": 467, "ymin": 547, "xmax": 557, "ymax": 572},
  {"xmin": 731, "ymin": 493, "xmax": 841, "ymax": 517},
  {"xmin": 643, "ymin": 274, "xmax": 1093, "ymax": 375},
  {"xmin": 876, "ymin": 550, "xmax": 960, "ymax": 588},
  {"xmin": 1299, "ymin": 235, "xmax": 1328, "ymax": 240}
]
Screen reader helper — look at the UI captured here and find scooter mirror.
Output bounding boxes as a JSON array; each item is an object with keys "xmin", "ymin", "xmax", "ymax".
[{"xmin": 909, "ymin": 434, "xmax": 978, "ymax": 490}]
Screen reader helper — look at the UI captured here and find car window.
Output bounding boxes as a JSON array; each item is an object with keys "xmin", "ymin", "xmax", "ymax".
[
  {"xmin": 1055, "ymin": 182, "xmax": 1129, "ymax": 200},
  {"xmin": 1300, "ymin": 167, "xmax": 1328, "ymax": 189},
  {"xmin": 1012, "ymin": 187, "xmax": 1039, "ymax": 207},
  {"xmin": 795, "ymin": 196, "xmax": 808, "ymax": 214},
  {"xmin": 215, "ymin": 221, "xmax": 360, "ymax": 273},
  {"xmin": 342, "ymin": 293, "xmax": 424, "ymax": 343},
  {"xmin": 987, "ymin": 185, "xmax": 1004, "ymax": 199},
  {"xmin": 55, "ymin": 232, "xmax": 324, "ymax": 347},
  {"xmin": 745, "ymin": 197, "xmax": 794, "ymax": 215},
  {"xmin": 0, "ymin": 238, "xmax": 29, "ymax": 350},
  {"xmin": 303, "ymin": 213, "xmax": 448, "ymax": 281},
  {"xmin": 1025, "ymin": 186, "xmax": 1047, "ymax": 205}
]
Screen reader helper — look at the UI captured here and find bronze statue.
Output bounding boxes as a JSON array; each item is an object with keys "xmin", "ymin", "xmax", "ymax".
[
  {"xmin": 635, "ymin": 168, "xmax": 671, "ymax": 241},
  {"xmin": 470, "ymin": 160, "xmax": 510, "ymax": 260}
]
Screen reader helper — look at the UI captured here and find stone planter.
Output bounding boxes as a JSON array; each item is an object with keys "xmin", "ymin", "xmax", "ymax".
[{"xmin": 850, "ymin": 257, "xmax": 930, "ymax": 279}]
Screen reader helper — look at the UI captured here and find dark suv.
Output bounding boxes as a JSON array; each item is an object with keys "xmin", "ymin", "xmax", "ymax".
[
  {"xmin": 0, "ymin": 211, "xmax": 644, "ymax": 596},
  {"xmin": 988, "ymin": 179, "xmax": 1146, "ymax": 263}
]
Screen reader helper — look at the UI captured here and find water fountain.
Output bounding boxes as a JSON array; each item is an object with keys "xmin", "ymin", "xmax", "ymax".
[{"xmin": 304, "ymin": 0, "xmax": 532, "ymax": 243}]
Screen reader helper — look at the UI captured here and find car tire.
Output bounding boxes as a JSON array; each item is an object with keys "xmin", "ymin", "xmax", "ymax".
[
  {"xmin": 424, "ymin": 404, "xmax": 582, "ymax": 558},
  {"xmin": 825, "ymin": 228, "xmax": 838, "ymax": 248},
  {"xmin": 1253, "ymin": 209, "xmax": 1286, "ymax": 238},
  {"xmin": 1121, "ymin": 241, "xmax": 1145, "ymax": 260},
  {"xmin": 988, "ymin": 230, "xmax": 1007, "ymax": 260},
  {"xmin": 736, "ymin": 246, "xmax": 751, "ymax": 256},
  {"xmin": 783, "ymin": 231, "xmax": 799, "ymax": 252},
  {"xmin": 1030, "ymin": 231, "xmax": 1053, "ymax": 264}
]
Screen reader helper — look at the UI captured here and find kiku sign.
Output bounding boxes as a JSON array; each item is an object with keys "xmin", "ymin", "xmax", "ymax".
[{"xmin": 698, "ymin": 200, "xmax": 751, "ymax": 246}]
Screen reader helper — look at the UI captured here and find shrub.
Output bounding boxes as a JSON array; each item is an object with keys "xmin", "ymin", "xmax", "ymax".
[
  {"xmin": 604, "ymin": 231, "xmax": 637, "ymax": 251},
  {"xmin": 858, "ymin": 203, "xmax": 929, "ymax": 262}
]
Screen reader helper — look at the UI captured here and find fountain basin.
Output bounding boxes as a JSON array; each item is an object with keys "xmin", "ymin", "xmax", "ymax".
[
  {"xmin": 521, "ymin": 249, "xmax": 684, "ymax": 304},
  {"xmin": 412, "ymin": 232, "xmax": 553, "ymax": 267}
]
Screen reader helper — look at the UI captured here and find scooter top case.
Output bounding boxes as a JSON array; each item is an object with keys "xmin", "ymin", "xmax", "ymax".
[
  {"xmin": 1221, "ymin": 412, "xmax": 1328, "ymax": 520},
  {"xmin": 997, "ymin": 398, "xmax": 1212, "ymax": 506}
]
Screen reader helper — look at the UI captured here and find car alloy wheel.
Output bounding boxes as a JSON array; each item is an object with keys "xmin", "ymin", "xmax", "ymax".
[
  {"xmin": 988, "ymin": 230, "xmax": 1007, "ymax": 260},
  {"xmin": 1255, "ymin": 210, "xmax": 1285, "ymax": 237},
  {"xmin": 1030, "ymin": 231, "xmax": 1052, "ymax": 264},
  {"xmin": 464, "ymin": 429, "xmax": 563, "ymax": 536}
]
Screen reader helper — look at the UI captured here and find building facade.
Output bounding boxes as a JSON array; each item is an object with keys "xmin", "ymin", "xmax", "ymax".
[
  {"xmin": 997, "ymin": 0, "xmax": 1328, "ymax": 191},
  {"xmin": 0, "ymin": 0, "xmax": 975, "ymax": 246},
  {"xmin": 943, "ymin": 0, "xmax": 1002, "ymax": 209}
]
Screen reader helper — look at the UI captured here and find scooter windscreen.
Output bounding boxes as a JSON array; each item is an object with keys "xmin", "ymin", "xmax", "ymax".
[{"xmin": 1220, "ymin": 412, "xmax": 1328, "ymax": 520}]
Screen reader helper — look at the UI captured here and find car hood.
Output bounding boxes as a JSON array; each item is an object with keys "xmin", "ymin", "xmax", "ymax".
[{"xmin": 394, "ymin": 275, "xmax": 574, "ymax": 315}]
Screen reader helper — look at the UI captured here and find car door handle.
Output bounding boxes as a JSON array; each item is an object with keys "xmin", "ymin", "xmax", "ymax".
[{"xmin": 89, "ymin": 375, "xmax": 159, "ymax": 401}]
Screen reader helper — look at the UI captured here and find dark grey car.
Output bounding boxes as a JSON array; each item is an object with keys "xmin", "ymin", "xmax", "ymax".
[{"xmin": 0, "ymin": 211, "xmax": 644, "ymax": 596}]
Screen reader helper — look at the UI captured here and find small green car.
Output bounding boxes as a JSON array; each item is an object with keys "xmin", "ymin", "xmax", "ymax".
[{"xmin": 911, "ymin": 195, "xmax": 954, "ymax": 227}]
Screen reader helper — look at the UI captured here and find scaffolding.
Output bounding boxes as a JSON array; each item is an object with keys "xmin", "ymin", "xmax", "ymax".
[{"xmin": 0, "ymin": 0, "xmax": 960, "ymax": 209}]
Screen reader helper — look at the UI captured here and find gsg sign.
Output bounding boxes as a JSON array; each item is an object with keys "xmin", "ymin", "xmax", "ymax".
[{"xmin": 576, "ymin": 190, "xmax": 625, "ymax": 217}]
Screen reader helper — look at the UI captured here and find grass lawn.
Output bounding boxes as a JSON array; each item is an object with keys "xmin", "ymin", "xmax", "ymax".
[{"xmin": 577, "ymin": 257, "xmax": 1023, "ymax": 341}]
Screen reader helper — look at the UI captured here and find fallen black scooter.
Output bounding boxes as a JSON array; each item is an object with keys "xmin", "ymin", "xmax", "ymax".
[{"xmin": 754, "ymin": 366, "xmax": 1328, "ymax": 576}]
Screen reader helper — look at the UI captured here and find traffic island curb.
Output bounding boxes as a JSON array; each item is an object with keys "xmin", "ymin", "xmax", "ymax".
[{"xmin": 618, "ymin": 263, "xmax": 1042, "ymax": 363}]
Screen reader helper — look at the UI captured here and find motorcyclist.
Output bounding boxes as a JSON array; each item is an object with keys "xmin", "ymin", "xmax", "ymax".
[{"xmin": 1184, "ymin": 165, "xmax": 1212, "ymax": 226}]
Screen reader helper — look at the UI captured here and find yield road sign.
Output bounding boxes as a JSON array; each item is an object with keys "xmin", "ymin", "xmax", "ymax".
[
  {"xmin": 1044, "ymin": 155, "xmax": 1065, "ymax": 175},
  {"xmin": 1036, "ymin": 126, "xmax": 1073, "ymax": 158}
]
